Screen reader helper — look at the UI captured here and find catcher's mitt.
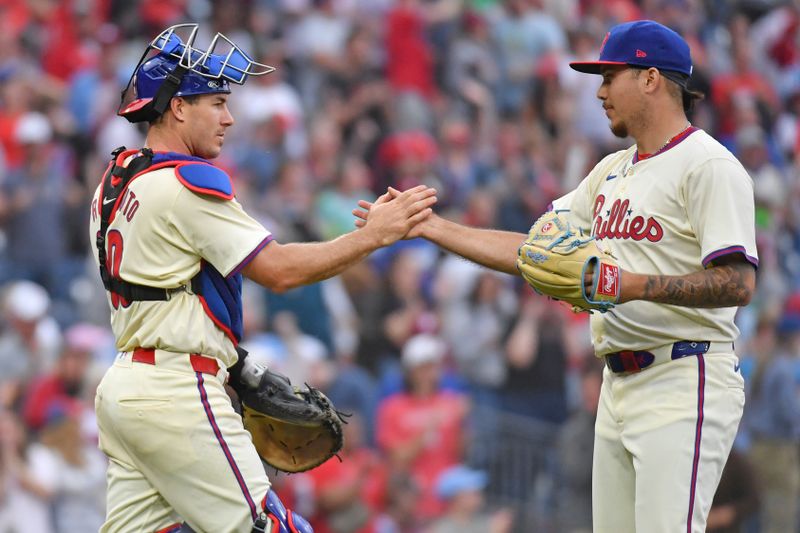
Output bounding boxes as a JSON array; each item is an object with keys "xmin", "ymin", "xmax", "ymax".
[
  {"xmin": 238, "ymin": 367, "xmax": 345, "ymax": 473},
  {"xmin": 516, "ymin": 211, "xmax": 621, "ymax": 313}
]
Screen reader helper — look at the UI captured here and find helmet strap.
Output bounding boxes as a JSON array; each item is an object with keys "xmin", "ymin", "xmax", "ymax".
[
  {"xmin": 118, "ymin": 56, "xmax": 190, "ymax": 123},
  {"xmin": 151, "ymin": 64, "xmax": 188, "ymax": 116}
]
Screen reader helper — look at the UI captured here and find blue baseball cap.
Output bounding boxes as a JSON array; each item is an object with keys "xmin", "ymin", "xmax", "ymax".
[
  {"xmin": 436, "ymin": 465, "xmax": 488, "ymax": 500},
  {"xmin": 570, "ymin": 20, "xmax": 692, "ymax": 79}
]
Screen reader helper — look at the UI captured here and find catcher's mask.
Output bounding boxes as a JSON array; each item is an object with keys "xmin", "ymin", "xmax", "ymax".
[{"xmin": 118, "ymin": 23, "xmax": 275, "ymax": 123}]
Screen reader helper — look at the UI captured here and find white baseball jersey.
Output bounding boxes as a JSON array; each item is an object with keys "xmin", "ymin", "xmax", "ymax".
[
  {"xmin": 551, "ymin": 127, "xmax": 759, "ymax": 355},
  {"xmin": 91, "ymin": 156, "xmax": 276, "ymax": 532},
  {"xmin": 89, "ymin": 163, "xmax": 271, "ymax": 368},
  {"xmin": 551, "ymin": 127, "xmax": 755, "ymax": 533}
]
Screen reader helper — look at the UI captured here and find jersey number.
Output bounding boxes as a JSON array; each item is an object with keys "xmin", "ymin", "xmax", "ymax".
[{"xmin": 106, "ymin": 230, "xmax": 130, "ymax": 309}]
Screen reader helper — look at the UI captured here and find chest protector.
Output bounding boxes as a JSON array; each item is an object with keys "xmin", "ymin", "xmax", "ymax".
[{"xmin": 95, "ymin": 147, "xmax": 244, "ymax": 343}]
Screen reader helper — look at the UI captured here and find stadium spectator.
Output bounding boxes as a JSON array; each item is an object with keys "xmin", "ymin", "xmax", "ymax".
[
  {"xmin": 501, "ymin": 293, "xmax": 569, "ymax": 423},
  {"xmin": 0, "ymin": 281, "xmax": 61, "ymax": 400},
  {"xmin": 376, "ymin": 333, "xmax": 468, "ymax": 521},
  {"xmin": 742, "ymin": 313, "xmax": 800, "ymax": 533},
  {"xmin": 554, "ymin": 357, "xmax": 604, "ymax": 533},
  {"xmin": 491, "ymin": 0, "xmax": 566, "ymax": 114},
  {"xmin": 286, "ymin": 0, "xmax": 352, "ymax": 110},
  {"xmin": 706, "ymin": 448, "xmax": 760, "ymax": 533},
  {"xmin": 0, "ymin": 112, "xmax": 79, "ymax": 300},
  {"xmin": 315, "ymin": 156, "xmax": 375, "ymax": 240},
  {"xmin": 711, "ymin": 33, "xmax": 780, "ymax": 138},
  {"xmin": 229, "ymin": 47, "xmax": 307, "ymax": 164},
  {"xmin": 21, "ymin": 323, "xmax": 103, "ymax": 432},
  {"xmin": 325, "ymin": 25, "xmax": 390, "ymax": 160},
  {"xmin": 0, "ymin": 410, "xmax": 53, "ymax": 533},
  {"xmin": 429, "ymin": 464, "xmax": 513, "ymax": 533},
  {"xmin": 445, "ymin": 10, "xmax": 498, "ymax": 121},
  {"xmin": 435, "ymin": 263, "xmax": 515, "ymax": 406},
  {"xmin": 373, "ymin": 472, "xmax": 423, "ymax": 533},
  {"xmin": 300, "ymin": 413, "xmax": 388, "ymax": 533},
  {"xmin": 366, "ymin": 246, "xmax": 437, "ymax": 379},
  {"xmin": 26, "ymin": 404, "xmax": 106, "ymax": 533}
]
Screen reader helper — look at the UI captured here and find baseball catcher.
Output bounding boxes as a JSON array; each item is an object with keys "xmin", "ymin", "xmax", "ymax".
[
  {"xmin": 90, "ymin": 21, "xmax": 435, "ymax": 533},
  {"xmin": 516, "ymin": 211, "xmax": 621, "ymax": 313},
  {"xmin": 103, "ymin": 23, "xmax": 345, "ymax": 475}
]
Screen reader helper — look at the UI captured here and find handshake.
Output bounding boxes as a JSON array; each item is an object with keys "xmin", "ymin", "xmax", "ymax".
[{"xmin": 351, "ymin": 185, "xmax": 438, "ymax": 245}]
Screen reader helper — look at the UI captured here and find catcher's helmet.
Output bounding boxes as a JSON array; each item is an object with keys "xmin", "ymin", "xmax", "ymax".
[{"xmin": 119, "ymin": 24, "xmax": 275, "ymax": 123}]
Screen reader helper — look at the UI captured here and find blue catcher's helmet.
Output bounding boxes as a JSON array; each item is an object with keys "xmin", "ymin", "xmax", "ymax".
[
  {"xmin": 118, "ymin": 24, "xmax": 275, "ymax": 123},
  {"xmin": 136, "ymin": 54, "xmax": 231, "ymax": 99}
]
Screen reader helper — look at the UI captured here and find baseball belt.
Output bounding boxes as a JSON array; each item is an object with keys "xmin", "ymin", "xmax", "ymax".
[
  {"xmin": 128, "ymin": 347, "xmax": 226, "ymax": 382},
  {"xmin": 603, "ymin": 340, "xmax": 734, "ymax": 374}
]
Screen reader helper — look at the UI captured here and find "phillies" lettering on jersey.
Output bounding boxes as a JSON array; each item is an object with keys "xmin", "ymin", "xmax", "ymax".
[{"xmin": 592, "ymin": 195, "xmax": 664, "ymax": 242}]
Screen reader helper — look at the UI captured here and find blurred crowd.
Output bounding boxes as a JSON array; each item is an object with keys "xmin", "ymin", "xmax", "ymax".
[{"xmin": 1, "ymin": 0, "xmax": 800, "ymax": 531}]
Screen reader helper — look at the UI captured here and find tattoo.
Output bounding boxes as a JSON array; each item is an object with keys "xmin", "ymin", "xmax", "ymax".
[{"xmin": 642, "ymin": 263, "xmax": 754, "ymax": 308}]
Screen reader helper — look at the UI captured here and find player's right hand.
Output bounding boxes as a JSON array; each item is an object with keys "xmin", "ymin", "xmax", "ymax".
[
  {"xmin": 356, "ymin": 185, "xmax": 437, "ymax": 246},
  {"xmin": 353, "ymin": 186, "xmax": 437, "ymax": 241}
]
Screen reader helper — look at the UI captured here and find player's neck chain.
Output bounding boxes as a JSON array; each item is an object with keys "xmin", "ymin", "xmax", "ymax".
[
  {"xmin": 627, "ymin": 122, "xmax": 693, "ymax": 173},
  {"xmin": 652, "ymin": 122, "xmax": 693, "ymax": 155}
]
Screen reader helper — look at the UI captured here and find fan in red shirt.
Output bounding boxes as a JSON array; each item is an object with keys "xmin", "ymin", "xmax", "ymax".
[
  {"xmin": 22, "ymin": 323, "xmax": 107, "ymax": 431},
  {"xmin": 376, "ymin": 334, "xmax": 469, "ymax": 521},
  {"xmin": 299, "ymin": 412, "xmax": 389, "ymax": 533},
  {"xmin": 711, "ymin": 32, "xmax": 780, "ymax": 137}
]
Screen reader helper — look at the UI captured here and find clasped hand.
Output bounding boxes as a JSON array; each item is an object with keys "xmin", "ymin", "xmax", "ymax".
[{"xmin": 353, "ymin": 185, "xmax": 437, "ymax": 244}]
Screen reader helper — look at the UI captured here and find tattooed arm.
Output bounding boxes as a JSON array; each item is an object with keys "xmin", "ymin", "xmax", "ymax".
[{"xmin": 618, "ymin": 254, "xmax": 756, "ymax": 308}]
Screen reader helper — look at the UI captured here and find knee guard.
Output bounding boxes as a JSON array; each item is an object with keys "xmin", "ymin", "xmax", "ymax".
[{"xmin": 252, "ymin": 490, "xmax": 312, "ymax": 533}]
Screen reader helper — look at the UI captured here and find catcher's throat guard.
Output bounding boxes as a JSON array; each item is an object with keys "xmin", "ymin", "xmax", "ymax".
[{"xmin": 118, "ymin": 23, "xmax": 275, "ymax": 123}]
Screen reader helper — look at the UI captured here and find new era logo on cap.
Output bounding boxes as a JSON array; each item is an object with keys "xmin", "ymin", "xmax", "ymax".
[{"xmin": 569, "ymin": 20, "xmax": 692, "ymax": 77}]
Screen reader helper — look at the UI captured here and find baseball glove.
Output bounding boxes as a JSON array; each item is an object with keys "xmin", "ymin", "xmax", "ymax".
[
  {"xmin": 516, "ymin": 211, "xmax": 621, "ymax": 313},
  {"xmin": 239, "ymin": 367, "xmax": 345, "ymax": 473}
]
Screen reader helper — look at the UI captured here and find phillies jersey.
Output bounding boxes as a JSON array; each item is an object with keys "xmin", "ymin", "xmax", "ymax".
[
  {"xmin": 551, "ymin": 128, "xmax": 758, "ymax": 355},
  {"xmin": 89, "ymin": 162, "xmax": 271, "ymax": 368}
]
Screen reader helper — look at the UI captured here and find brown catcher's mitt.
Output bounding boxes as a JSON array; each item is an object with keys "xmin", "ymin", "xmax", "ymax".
[
  {"xmin": 239, "ymin": 368, "xmax": 345, "ymax": 473},
  {"xmin": 516, "ymin": 211, "xmax": 621, "ymax": 313}
]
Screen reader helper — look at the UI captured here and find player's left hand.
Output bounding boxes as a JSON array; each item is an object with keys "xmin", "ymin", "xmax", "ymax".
[
  {"xmin": 238, "ymin": 366, "xmax": 347, "ymax": 473},
  {"xmin": 517, "ymin": 211, "xmax": 621, "ymax": 313}
]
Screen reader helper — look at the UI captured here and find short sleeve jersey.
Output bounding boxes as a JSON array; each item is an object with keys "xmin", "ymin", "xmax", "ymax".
[
  {"xmin": 551, "ymin": 128, "xmax": 758, "ymax": 355},
  {"xmin": 89, "ymin": 162, "xmax": 271, "ymax": 367}
]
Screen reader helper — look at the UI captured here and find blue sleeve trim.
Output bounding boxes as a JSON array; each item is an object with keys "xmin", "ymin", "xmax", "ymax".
[
  {"xmin": 228, "ymin": 236, "xmax": 273, "ymax": 278},
  {"xmin": 702, "ymin": 245, "xmax": 759, "ymax": 269},
  {"xmin": 175, "ymin": 162, "xmax": 234, "ymax": 200}
]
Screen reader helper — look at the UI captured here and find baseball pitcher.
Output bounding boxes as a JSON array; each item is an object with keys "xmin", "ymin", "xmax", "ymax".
[{"xmin": 355, "ymin": 19, "xmax": 757, "ymax": 533}]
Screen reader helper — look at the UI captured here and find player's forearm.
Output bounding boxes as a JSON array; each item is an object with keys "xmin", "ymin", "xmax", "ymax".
[
  {"xmin": 244, "ymin": 230, "xmax": 380, "ymax": 292},
  {"xmin": 422, "ymin": 215, "xmax": 524, "ymax": 275},
  {"xmin": 620, "ymin": 263, "xmax": 755, "ymax": 308}
]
